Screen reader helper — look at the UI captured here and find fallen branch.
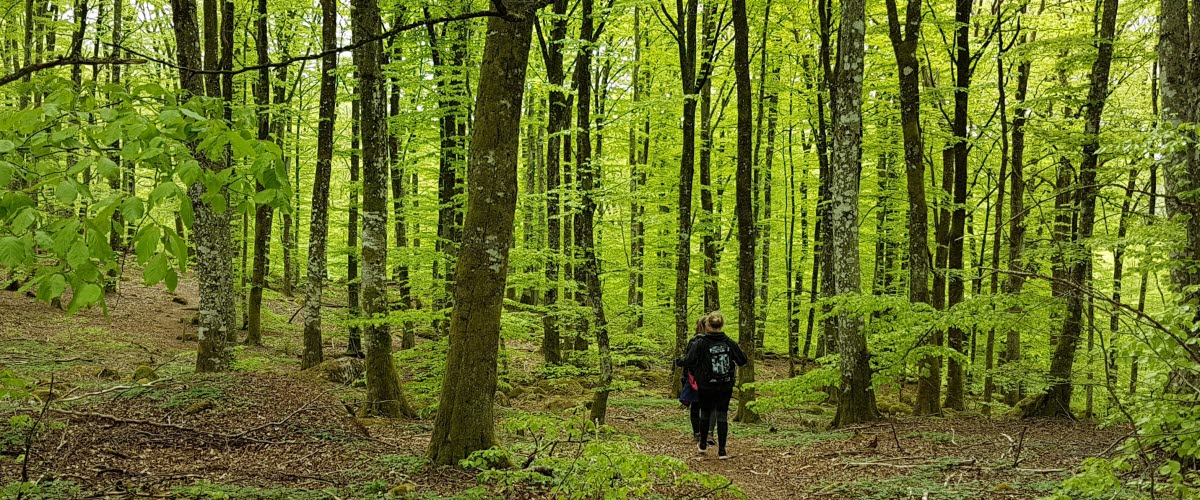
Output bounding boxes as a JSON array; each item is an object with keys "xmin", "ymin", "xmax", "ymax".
[{"xmin": 54, "ymin": 378, "xmax": 174, "ymax": 404}]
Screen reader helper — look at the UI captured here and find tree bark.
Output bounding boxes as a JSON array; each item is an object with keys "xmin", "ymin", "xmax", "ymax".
[
  {"xmin": 1002, "ymin": 3, "xmax": 1033, "ymax": 406},
  {"xmin": 829, "ymin": 0, "xmax": 879, "ymax": 427},
  {"xmin": 428, "ymin": 4, "xmax": 534, "ymax": 464},
  {"xmin": 353, "ymin": 0, "xmax": 412, "ymax": 418},
  {"xmin": 1024, "ymin": 0, "xmax": 1118, "ymax": 418},
  {"xmin": 943, "ymin": 0, "xmax": 972, "ymax": 412},
  {"xmin": 171, "ymin": 0, "xmax": 236, "ymax": 373},
  {"xmin": 671, "ymin": 0, "xmax": 701, "ymax": 400},
  {"xmin": 885, "ymin": 0, "xmax": 934, "ymax": 416},
  {"xmin": 347, "ymin": 96, "xmax": 363, "ymax": 357},
  {"xmin": 301, "ymin": 0, "xmax": 337, "ymax": 370},
  {"xmin": 246, "ymin": 0, "xmax": 272, "ymax": 346},
  {"xmin": 539, "ymin": 0, "xmax": 568, "ymax": 365},
  {"xmin": 732, "ymin": 0, "xmax": 759, "ymax": 423}
]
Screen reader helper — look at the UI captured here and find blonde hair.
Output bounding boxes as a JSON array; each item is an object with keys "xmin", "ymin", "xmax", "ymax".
[
  {"xmin": 705, "ymin": 311, "xmax": 725, "ymax": 330},
  {"xmin": 695, "ymin": 316, "xmax": 708, "ymax": 335}
]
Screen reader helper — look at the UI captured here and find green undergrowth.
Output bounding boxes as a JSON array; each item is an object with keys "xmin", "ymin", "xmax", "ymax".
[
  {"xmin": 173, "ymin": 480, "xmax": 492, "ymax": 500},
  {"xmin": 813, "ymin": 465, "xmax": 1062, "ymax": 499}
]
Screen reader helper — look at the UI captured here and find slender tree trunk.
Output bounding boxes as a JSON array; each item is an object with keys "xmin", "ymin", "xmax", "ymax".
[
  {"xmin": 757, "ymin": 67, "xmax": 779, "ymax": 351},
  {"xmin": 246, "ymin": 0, "xmax": 272, "ymax": 346},
  {"xmin": 628, "ymin": 7, "xmax": 647, "ymax": 333},
  {"xmin": 540, "ymin": 0, "xmax": 568, "ymax": 365},
  {"xmin": 985, "ymin": 8, "xmax": 1011, "ymax": 412},
  {"xmin": 1003, "ymin": 3, "xmax": 1033, "ymax": 406},
  {"xmin": 732, "ymin": 0, "xmax": 759, "ymax": 423},
  {"xmin": 353, "ymin": 0, "xmax": 412, "ymax": 418},
  {"xmin": 943, "ymin": 0, "xmax": 972, "ymax": 412},
  {"xmin": 428, "ymin": 4, "xmax": 534, "ymax": 464},
  {"xmin": 886, "ymin": 0, "xmax": 934, "ymax": 415},
  {"xmin": 670, "ymin": 0, "xmax": 701, "ymax": 400},
  {"xmin": 347, "ymin": 96, "xmax": 363, "ymax": 357},
  {"xmin": 1024, "ymin": 0, "xmax": 1118, "ymax": 418},
  {"xmin": 699, "ymin": 4, "xmax": 719, "ymax": 313},
  {"xmin": 301, "ymin": 0, "xmax": 337, "ymax": 370}
]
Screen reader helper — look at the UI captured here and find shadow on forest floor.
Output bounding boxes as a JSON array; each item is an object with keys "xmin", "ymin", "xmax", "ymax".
[{"xmin": 0, "ymin": 273, "xmax": 1126, "ymax": 499}]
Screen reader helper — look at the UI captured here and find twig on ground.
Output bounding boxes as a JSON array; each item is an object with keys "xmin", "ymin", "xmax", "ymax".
[{"xmin": 890, "ymin": 420, "xmax": 905, "ymax": 453}]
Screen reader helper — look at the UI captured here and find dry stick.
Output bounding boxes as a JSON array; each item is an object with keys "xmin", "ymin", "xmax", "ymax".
[
  {"xmin": 889, "ymin": 420, "xmax": 904, "ymax": 452},
  {"xmin": 19, "ymin": 375, "xmax": 54, "ymax": 492},
  {"xmin": 1012, "ymin": 425, "xmax": 1028, "ymax": 468},
  {"xmin": 53, "ymin": 378, "xmax": 174, "ymax": 404}
]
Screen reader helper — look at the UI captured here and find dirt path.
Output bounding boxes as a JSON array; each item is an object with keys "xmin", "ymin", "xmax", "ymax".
[{"xmin": 610, "ymin": 398, "xmax": 1126, "ymax": 499}]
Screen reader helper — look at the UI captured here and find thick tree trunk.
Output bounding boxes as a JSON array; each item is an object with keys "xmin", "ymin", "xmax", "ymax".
[
  {"xmin": 353, "ymin": 0, "xmax": 412, "ymax": 418},
  {"xmin": 1024, "ymin": 0, "xmax": 1118, "ymax": 418},
  {"xmin": 829, "ymin": 0, "xmax": 879, "ymax": 427},
  {"xmin": 732, "ymin": 0, "xmax": 759, "ymax": 423},
  {"xmin": 301, "ymin": 0, "xmax": 337, "ymax": 370},
  {"xmin": 171, "ymin": 0, "xmax": 236, "ymax": 373},
  {"xmin": 246, "ymin": 0, "xmax": 272, "ymax": 346},
  {"xmin": 886, "ymin": 0, "xmax": 934, "ymax": 416},
  {"xmin": 428, "ymin": 6, "xmax": 533, "ymax": 464},
  {"xmin": 1159, "ymin": 0, "xmax": 1200, "ymax": 349}
]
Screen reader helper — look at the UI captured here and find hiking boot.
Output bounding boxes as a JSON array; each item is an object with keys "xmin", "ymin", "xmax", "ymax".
[
  {"xmin": 697, "ymin": 442, "xmax": 707, "ymax": 455},
  {"xmin": 718, "ymin": 451, "xmax": 730, "ymax": 460}
]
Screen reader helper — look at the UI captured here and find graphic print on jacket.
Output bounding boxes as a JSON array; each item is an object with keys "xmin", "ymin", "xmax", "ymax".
[{"xmin": 706, "ymin": 342, "xmax": 734, "ymax": 384}]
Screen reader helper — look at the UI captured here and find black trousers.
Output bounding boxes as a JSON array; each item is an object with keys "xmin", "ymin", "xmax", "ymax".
[{"xmin": 698, "ymin": 385, "xmax": 734, "ymax": 418}]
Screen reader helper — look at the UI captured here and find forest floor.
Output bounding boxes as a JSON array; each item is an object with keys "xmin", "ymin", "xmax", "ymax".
[{"xmin": 0, "ymin": 274, "xmax": 1128, "ymax": 499}]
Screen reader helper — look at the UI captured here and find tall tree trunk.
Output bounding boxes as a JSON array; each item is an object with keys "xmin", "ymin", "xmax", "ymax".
[
  {"xmin": 627, "ymin": 6, "xmax": 648, "ymax": 333},
  {"xmin": 732, "ymin": 0, "xmax": 759, "ymax": 423},
  {"xmin": 699, "ymin": 4, "xmax": 719, "ymax": 313},
  {"xmin": 428, "ymin": 4, "xmax": 534, "ymax": 464},
  {"xmin": 985, "ymin": 5, "xmax": 1010, "ymax": 412},
  {"xmin": 1002, "ymin": 2, "xmax": 1033, "ymax": 406},
  {"xmin": 353, "ymin": 0, "xmax": 412, "ymax": 418},
  {"xmin": 347, "ymin": 96, "xmax": 363, "ymax": 357},
  {"xmin": 540, "ymin": 0, "xmax": 568, "ymax": 365},
  {"xmin": 106, "ymin": 0, "xmax": 124, "ymax": 256},
  {"xmin": 301, "ymin": 0, "xmax": 337, "ymax": 370},
  {"xmin": 171, "ymin": 0, "xmax": 236, "ymax": 373},
  {"xmin": 829, "ymin": 0, "xmax": 879, "ymax": 427},
  {"xmin": 1159, "ymin": 0, "xmax": 1200, "ymax": 349},
  {"xmin": 943, "ymin": 0, "xmax": 972, "ymax": 412},
  {"xmin": 1024, "ymin": 0, "xmax": 1118, "ymax": 418},
  {"xmin": 246, "ymin": 0, "xmax": 272, "ymax": 346},
  {"xmin": 670, "ymin": 0, "xmax": 701, "ymax": 400},
  {"xmin": 757, "ymin": 67, "xmax": 779, "ymax": 351},
  {"xmin": 428, "ymin": 8, "xmax": 468, "ymax": 338},
  {"xmin": 886, "ymin": 0, "xmax": 934, "ymax": 415}
]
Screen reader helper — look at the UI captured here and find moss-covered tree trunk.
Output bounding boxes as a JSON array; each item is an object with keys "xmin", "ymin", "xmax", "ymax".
[
  {"xmin": 245, "ymin": 0, "xmax": 272, "ymax": 347},
  {"xmin": 829, "ymin": 0, "xmax": 879, "ymax": 427},
  {"xmin": 732, "ymin": 0, "xmax": 759, "ymax": 424},
  {"xmin": 301, "ymin": 0, "xmax": 337, "ymax": 370},
  {"xmin": 171, "ymin": 0, "xmax": 236, "ymax": 373},
  {"xmin": 352, "ymin": 0, "xmax": 412, "ymax": 418},
  {"xmin": 428, "ymin": 5, "xmax": 534, "ymax": 465}
]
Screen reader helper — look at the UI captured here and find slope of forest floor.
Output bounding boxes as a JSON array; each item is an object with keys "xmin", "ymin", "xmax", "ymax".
[{"xmin": 0, "ymin": 274, "xmax": 1127, "ymax": 499}]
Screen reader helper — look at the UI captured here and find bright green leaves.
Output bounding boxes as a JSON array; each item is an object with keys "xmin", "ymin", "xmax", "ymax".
[
  {"xmin": 0, "ymin": 236, "xmax": 32, "ymax": 268},
  {"xmin": 67, "ymin": 283, "xmax": 103, "ymax": 315},
  {"xmin": 0, "ymin": 140, "xmax": 14, "ymax": 153}
]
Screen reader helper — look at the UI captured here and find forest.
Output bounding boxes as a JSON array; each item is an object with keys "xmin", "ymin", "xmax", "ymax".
[{"xmin": 0, "ymin": 0, "xmax": 1197, "ymax": 495}]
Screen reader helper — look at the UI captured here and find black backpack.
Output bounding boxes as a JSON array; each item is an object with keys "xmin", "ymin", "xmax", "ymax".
[{"xmin": 697, "ymin": 338, "xmax": 735, "ymax": 385}]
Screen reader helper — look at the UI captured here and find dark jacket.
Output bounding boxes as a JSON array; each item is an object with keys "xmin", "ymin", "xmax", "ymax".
[
  {"xmin": 678, "ymin": 335, "xmax": 705, "ymax": 403},
  {"xmin": 675, "ymin": 332, "xmax": 749, "ymax": 389}
]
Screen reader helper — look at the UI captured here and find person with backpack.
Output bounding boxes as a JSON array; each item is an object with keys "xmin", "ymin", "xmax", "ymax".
[
  {"xmin": 675, "ymin": 311, "xmax": 748, "ymax": 459},
  {"xmin": 679, "ymin": 317, "xmax": 716, "ymax": 445}
]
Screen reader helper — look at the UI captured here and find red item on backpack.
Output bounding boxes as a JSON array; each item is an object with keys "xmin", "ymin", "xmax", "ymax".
[{"xmin": 687, "ymin": 373, "xmax": 699, "ymax": 391}]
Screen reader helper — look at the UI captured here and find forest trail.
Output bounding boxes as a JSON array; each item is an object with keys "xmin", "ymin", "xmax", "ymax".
[{"xmin": 0, "ymin": 275, "xmax": 1126, "ymax": 498}]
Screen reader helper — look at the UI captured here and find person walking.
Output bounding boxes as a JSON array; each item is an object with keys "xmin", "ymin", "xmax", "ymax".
[
  {"xmin": 675, "ymin": 312, "xmax": 748, "ymax": 459},
  {"xmin": 679, "ymin": 317, "xmax": 715, "ymax": 445}
]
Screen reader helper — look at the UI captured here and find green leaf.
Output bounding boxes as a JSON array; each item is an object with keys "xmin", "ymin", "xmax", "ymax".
[
  {"xmin": 254, "ymin": 189, "xmax": 276, "ymax": 205},
  {"xmin": 135, "ymin": 226, "xmax": 160, "ymax": 264},
  {"xmin": 67, "ymin": 283, "xmax": 102, "ymax": 315},
  {"xmin": 179, "ymin": 198, "xmax": 195, "ymax": 229},
  {"xmin": 55, "ymin": 180, "xmax": 79, "ymax": 204},
  {"xmin": 0, "ymin": 236, "xmax": 28, "ymax": 267},
  {"xmin": 0, "ymin": 140, "xmax": 15, "ymax": 153},
  {"xmin": 37, "ymin": 274, "xmax": 67, "ymax": 301},
  {"xmin": 228, "ymin": 131, "xmax": 255, "ymax": 159},
  {"xmin": 120, "ymin": 197, "xmax": 145, "ymax": 222},
  {"xmin": 144, "ymin": 253, "xmax": 168, "ymax": 286}
]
